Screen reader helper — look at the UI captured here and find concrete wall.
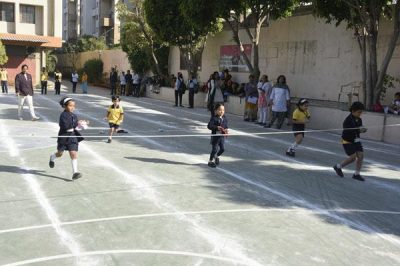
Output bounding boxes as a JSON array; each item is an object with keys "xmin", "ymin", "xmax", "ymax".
[
  {"xmin": 169, "ymin": 12, "xmax": 400, "ymax": 106},
  {"xmin": 146, "ymin": 86, "xmax": 400, "ymax": 144}
]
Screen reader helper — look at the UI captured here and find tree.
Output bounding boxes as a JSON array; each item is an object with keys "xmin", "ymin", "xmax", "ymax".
[
  {"xmin": 76, "ymin": 35, "xmax": 108, "ymax": 52},
  {"xmin": 182, "ymin": 0, "xmax": 299, "ymax": 79},
  {"xmin": 144, "ymin": 0, "xmax": 222, "ymax": 77},
  {"xmin": 312, "ymin": 0, "xmax": 400, "ymax": 108},
  {"xmin": 45, "ymin": 50, "xmax": 58, "ymax": 72},
  {"xmin": 117, "ymin": 0, "xmax": 167, "ymax": 75},
  {"xmin": 0, "ymin": 40, "xmax": 8, "ymax": 65}
]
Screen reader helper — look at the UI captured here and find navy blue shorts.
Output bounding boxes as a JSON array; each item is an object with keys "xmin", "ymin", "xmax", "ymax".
[
  {"xmin": 109, "ymin": 123, "xmax": 120, "ymax": 129},
  {"xmin": 343, "ymin": 142, "xmax": 363, "ymax": 156},
  {"xmin": 292, "ymin": 124, "xmax": 305, "ymax": 137},
  {"xmin": 57, "ymin": 143, "xmax": 78, "ymax": 152}
]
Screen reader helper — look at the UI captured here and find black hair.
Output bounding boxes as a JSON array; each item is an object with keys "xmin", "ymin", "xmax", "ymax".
[
  {"xmin": 214, "ymin": 103, "xmax": 224, "ymax": 111},
  {"xmin": 277, "ymin": 75, "xmax": 286, "ymax": 84},
  {"xmin": 350, "ymin": 101, "xmax": 365, "ymax": 112},
  {"xmin": 297, "ymin": 98, "xmax": 309, "ymax": 107},
  {"xmin": 112, "ymin": 95, "xmax": 120, "ymax": 101},
  {"xmin": 395, "ymin": 92, "xmax": 400, "ymax": 97},
  {"xmin": 59, "ymin": 97, "xmax": 74, "ymax": 108},
  {"xmin": 21, "ymin": 64, "xmax": 28, "ymax": 70}
]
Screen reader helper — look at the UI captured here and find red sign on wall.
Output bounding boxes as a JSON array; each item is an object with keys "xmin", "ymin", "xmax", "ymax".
[{"xmin": 219, "ymin": 44, "xmax": 252, "ymax": 73}]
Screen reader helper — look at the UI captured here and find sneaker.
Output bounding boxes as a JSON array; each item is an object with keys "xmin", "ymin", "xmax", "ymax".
[
  {"xmin": 107, "ymin": 139, "xmax": 112, "ymax": 143},
  {"xmin": 208, "ymin": 161, "xmax": 216, "ymax": 168},
  {"xmin": 72, "ymin": 172, "xmax": 82, "ymax": 180},
  {"xmin": 49, "ymin": 157, "xmax": 55, "ymax": 168},
  {"xmin": 32, "ymin": 117, "xmax": 40, "ymax": 121},
  {"xmin": 286, "ymin": 150, "xmax": 295, "ymax": 157},
  {"xmin": 264, "ymin": 124, "xmax": 271, "ymax": 128},
  {"xmin": 352, "ymin": 174, "xmax": 365, "ymax": 182},
  {"xmin": 215, "ymin": 157, "xmax": 220, "ymax": 165},
  {"xmin": 18, "ymin": 117, "xmax": 23, "ymax": 121},
  {"xmin": 244, "ymin": 118, "xmax": 250, "ymax": 122},
  {"xmin": 333, "ymin": 165, "xmax": 344, "ymax": 177}
]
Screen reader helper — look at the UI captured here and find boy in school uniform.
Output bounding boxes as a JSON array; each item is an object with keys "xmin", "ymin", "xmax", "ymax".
[
  {"xmin": 333, "ymin": 102, "xmax": 367, "ymax": 181},
  {"xmin": 207, "ymin": 103, "xmax": 229, "ymax": 168}
]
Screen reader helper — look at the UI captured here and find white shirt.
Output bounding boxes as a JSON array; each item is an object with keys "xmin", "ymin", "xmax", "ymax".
[
  {"xmin": 270, "ymin": 86, "xmax": 290, "ymax": 112},
  {"xmin": 72, "ymin": 73, "xmax": 79, "ymax": 82},
  {"xmin": 132, "ymin": 74, "xmax": 139, "ymax": 84},
  {"xmin": 120, "ymin": 74, "xmax": 126, "ymax": 85}
]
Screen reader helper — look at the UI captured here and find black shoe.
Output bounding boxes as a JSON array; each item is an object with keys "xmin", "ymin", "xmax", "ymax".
[
  {"xmin": 215, "ymin": 157, "xmax": 220, "ymax": 165},
  {"xmin": 180, "ymin": 105, "xmax": 184, "ymax": 107},
  {"xmin": 49, "ymin": 157, "xmax": 54, "ymax": 168},
  {"xmin": 264, "ymin": 124, "xmax": 271, "ymax": 128},
  {"xmin": 286, "ymin": 150, "xmax": 295, "ymax": 157},
  {"xmin": 244, "ymin": 118, "xmax": 250, "ymax": 122},
  {"xmin": 72, "ymin": 172, "xmax": 82, "ymax": 180},
  {"xmin": 261, "ymin": 123, "xmax": 267, "ymax": 126},
  {"xmin": 352, "ymin": 174, "xmax": 365, "ymax": 182},
  {"xmin": 208, "ymin": 162, "xmax": 216, "ymax": 168},
  {"xmin": 255, "ymin": 122, "xmax": 262, "ymax": 124},
  {"xmin": 174, "ymin": 105, "xmax": 178, "ymax": 107},
  {"xmin": 107, "ymin": 139, "xmax": 112, "ymax": 143},
  {"xmin": 333, "ymin": 165, "xmax": 344, "ymax": 177}
]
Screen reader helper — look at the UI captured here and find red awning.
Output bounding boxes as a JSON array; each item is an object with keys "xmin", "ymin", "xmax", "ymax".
[{"xmin": 0, "ymin": 33, "xmax": 49, "ymax": 43}]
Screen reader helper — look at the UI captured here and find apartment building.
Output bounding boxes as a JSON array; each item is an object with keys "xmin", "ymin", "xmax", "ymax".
[
  {"xmin": 0, "ymin": 0, "xmax": 62, "ymax": 85},
  {"xmin": 63, "ymin": 0, "xmax": 81, "ymax": 41}
]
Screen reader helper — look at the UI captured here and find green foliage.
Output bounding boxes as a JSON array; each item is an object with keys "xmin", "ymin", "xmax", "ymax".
[
  {"xmin": 381, "ymin": 74, "xmax": 400, "ymax": 101},
  {"xmin": 45, "ymin": 51, "xmax": 58, "ymax": 72},
  {"xmin": 83, "ymin": 59, "xmax": 104, "ymax": 83},
  {"xmin": 0, "ymin": 40, "xmax": 8, "ymax": 65},
  {"xmin": 76, "ymin": 35, "xmax": 108, "ymax": 52}
]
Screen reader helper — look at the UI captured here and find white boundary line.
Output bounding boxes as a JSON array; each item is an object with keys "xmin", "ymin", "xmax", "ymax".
[
  {"xmin": 1, "ymin": 249, "xmax": 249, "ymax": 266},
  {"xmin": 1, "ymin": 207, "xmax": 400, "ymax": 235}
]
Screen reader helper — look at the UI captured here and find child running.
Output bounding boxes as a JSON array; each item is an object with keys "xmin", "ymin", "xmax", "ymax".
[
  {"xmin": 49, "ymin": 97, "xmax": 88, "ymax": 180},
  {"xmin": 106, "ymin": 95, "xmax": 124, "ymax": 143},
  {"xmin": 286, "ymin": 98, "xmax": 310, "ymax": 157},
  {"xmin": 207, "ymin": 103, "xmax": 229, "ymax": 168},
  {"xmin": 333, "ymin": 102, "xmax": 367, "ymax": 181}
]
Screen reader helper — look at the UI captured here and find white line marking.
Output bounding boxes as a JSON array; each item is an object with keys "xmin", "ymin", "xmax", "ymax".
[
  {"xmin": 1, "ymin": 207, "xmax": 400, "ymax": 235},
  {"xmin": 1, "ymin": 249, "xmax": 249, "ymax": 266}
]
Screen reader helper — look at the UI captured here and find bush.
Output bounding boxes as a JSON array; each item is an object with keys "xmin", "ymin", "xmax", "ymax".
[{"xmin": 83, "ymin": 59, "xmax": 103, "ymax": 83}]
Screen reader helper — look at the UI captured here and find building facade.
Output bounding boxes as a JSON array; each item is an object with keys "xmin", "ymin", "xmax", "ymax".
[
  {"xmin": 0, "ymin": 0, "xmax": 62, "ymax": 85},
  {"xmin": 62, "ymin": 0, "xmax": 80, "ymax": 41}
]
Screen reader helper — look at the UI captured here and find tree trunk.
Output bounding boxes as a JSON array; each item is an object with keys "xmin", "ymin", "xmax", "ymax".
[
  {"xmin": 150, "ymin": 48, "xmax": 161, "ymax": 75},
  {"xmin": 359, "ymin": 34, "xmax": 367, "ymax": 105},
  {"xmin": 369, "ymin": 32, "xmax": 378, "ymax": 105}
]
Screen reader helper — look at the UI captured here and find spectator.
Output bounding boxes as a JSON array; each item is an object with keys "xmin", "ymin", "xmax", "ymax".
[
  {"xmin": 54, "ymin": 69, "xmax": 62, "ymax": 95},
  {"xmin": 266, "ymin": 75, "xmax": 291, "ymax": 129},
  {"xmin": 120, "ymin": 71, "xmax": 126, "ymax": 96},
  {"xmin": 132, "ymin": 71, "xmax": 140, "ymax": 97},
  {"xmin": 15, "ymin": 65, "xmax": 40, "ymax": 121},
  {"xmin": 40, "ymin": 67, "xmax": 48, "ymax": 95},
  {"xmin": 256, "ymin": 75, "xmax": 271, "ymax": 126},
  {"xmin": 174, "ymin": 72, "xmax": 185, "ymax": 107},
  {"xmin": 188, "ymin": 74, "xmax": 198, "ymax": 108},
  {"xmin": 71, "ymin": 70, "xmax": 79, "ymax": 93},
  {"xmin": 388, "ymin": 92, "xmax": 400, "ymax": 115},
  {"xmin": 244, "ymin": 74, "xmax": 258, "ymax": 122},
  {"xmin": 125, "ymin": 70, "xmax": 133, "ymax": 96},
  {"xmin": 206, "ymin": 72, "xmax": 224, "ymax": 118},
  {"xmin": 0, "ymin": 66, "xmax": 8, "ymax": 94},
  {"xmin": 110, "ymin": 67, "xmax": 118, "ymax": 95},
  {"xmin": 81, "ymin": 71, "xmax": 88, "ymax": 94}
]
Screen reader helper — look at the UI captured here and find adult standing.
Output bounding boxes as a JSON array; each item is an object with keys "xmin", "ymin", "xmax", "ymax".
[
  {"xmin": 267, "ymin": 75, "xmax": 291, "ymax": 129},
  {"xmin": 132, "ymin": 71, "xmax": 140, "ymax": 97},
  {"xmin": 71, "ymin": 70, "xmax": 79, "ymax": 93},
  {"xmin": 81, "ymin": 71, "xmax": 88, "ymax": 94},
  {"xmin": 15, "ymin": 65, "xmax": 39, "ymax": 121},
  {"xmin": 206, "ymin": 72, "xmax": 224, "ymax": 117},
  {"xmin": 188, "ymin": 74, "xmax": 198, "ymax": 108},
  {"xmin": 244, "ymin": 75, "xmax": 258, "ymax": 122},
  {"xmin": 174, "ymin": 72, "xmax": 185, "ymax": 107},
  {"xmin": 0, "ymin": 66, "xmax": 8, "ymax": 94},
  {"xmin": 40, "ymin": 67, "xmax": 48, "ymax": 94},
  {"xmin": 54, "ymin": 69, "xmax": 62, "ymax": 95},
  {"xmin": 125, "ymin": 70, "xmax": 133, "ymax": 96},
  {"xmin": 110, "ymin": 67, "xmax": 118, "ymax": 95}
]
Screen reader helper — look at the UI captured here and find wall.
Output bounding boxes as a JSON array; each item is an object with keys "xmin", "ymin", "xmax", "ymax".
[
  {"xmin": 169, "ymin": 12, "xmax": 400, "ymax": 106},
  {"xmin": 146, "ymin": 87, "xmax": 400, "ymax": 144}
]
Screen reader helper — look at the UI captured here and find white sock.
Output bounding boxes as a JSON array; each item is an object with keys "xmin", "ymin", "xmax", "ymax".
[
  {"xmin": 50, "ymin": 153, "xmax": 57, "ymax": 162},
  {"xmin": 355, "ymin": 171, "xmax": 360, "ymax": 175},
  {"xmin": 290, "ymin": 142, "xmax": 298, "ymax": 150},
  {"xmin": 336, "ymin": 164, "xmax": 342, "ymax": 169},
  {"xmin": 71, "ymin": 159, "xmax": 78, "ymax": 174}
]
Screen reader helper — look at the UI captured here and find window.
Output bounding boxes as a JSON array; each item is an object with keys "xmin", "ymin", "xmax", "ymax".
[
  {"xmin": 0, "ymin": 2, "xmax": 14, "ymax": 22},
  {"xmin": 20, "ymin": 5, "xmax": 35, "ymax": 24}
]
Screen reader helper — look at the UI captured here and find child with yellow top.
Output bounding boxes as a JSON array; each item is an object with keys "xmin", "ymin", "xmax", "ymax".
[
  {"xmin": 40, "ymin": 67, "xmax": 48, "ymax": 94},
  {"xmin": 0, "ymin": 66, "xmax": 8, "ymax": 93},
  {"xmin": 81, "ymin": 72, "xmax": 88, "ymax": 94},
  {"xmin": 106, "ymin": 95, "xmax": 124, "ymax": 143},
  {"xmin": 286, "ymin": 98, "xmax": 310, "ymax": 157}
]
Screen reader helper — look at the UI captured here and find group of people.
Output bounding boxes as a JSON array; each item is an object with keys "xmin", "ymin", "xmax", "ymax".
[
  {"xmin": 39, "ymin": 68, "xmax": 89, "ymax": 95},
  {"xmin": 109, "ymin": 67, "xmax": 141, "ymax": 97}
]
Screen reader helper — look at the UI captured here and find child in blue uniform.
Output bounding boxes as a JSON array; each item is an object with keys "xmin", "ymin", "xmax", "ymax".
[
  {"xmin": 333, "ymin": 102, "xmax": 367, "ymax": 181},
  {"xmin": 207, "ymin": 103, "xmax": 229, "ymax": 168},
  {"xmin": 49, "ymin": 97, "xmax": 88, "ymax": 180}
]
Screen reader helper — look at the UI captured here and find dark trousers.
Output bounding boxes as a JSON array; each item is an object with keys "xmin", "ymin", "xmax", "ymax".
[
  {"xmin": 133, "ymin": 84, "xmax": 140, "ymax": 97},
  {"xmin": 188, "ymin": 90, "xmax": 194, "ymax": 108},
  {"xmin": 269, "ymin": 111, "xmax": 286, "ymax": 129},
  {"xmin": 210, "ymin": 137, "xmax": 225, "ymax": 161},
  {"xmin": 55, "ymin": 82, "xmax": 61, "ymax": 95},
  {"xmin": 1, "ymin": 81, "xmax": 8, "ymax": 93},
  {"xmin": 110, "ymin": 83, "xmax": 116, "ymax": 95},
  {"xmin": 175, "ymin": 90, "xmax": 183, "ymax": 106},
  {"xmin": 41, "ymin": 81, "xmax": 47, "ymax": 94},
  {"xmin": 72, "ymin": 82, "xmax": 77, "ymax": 93},
  {"xmin": 120, "ymin": 84, "xmax": 126, "ymax": 95}
]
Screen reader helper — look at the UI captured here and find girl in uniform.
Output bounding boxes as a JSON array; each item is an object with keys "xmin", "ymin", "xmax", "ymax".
[
  {"xmin": 207, "ymin": 103, "xmax": 229, "ymax": 168},
  {"xmin": 286, "ymin": 98, "xmax": 310, "ymax": 157}
]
